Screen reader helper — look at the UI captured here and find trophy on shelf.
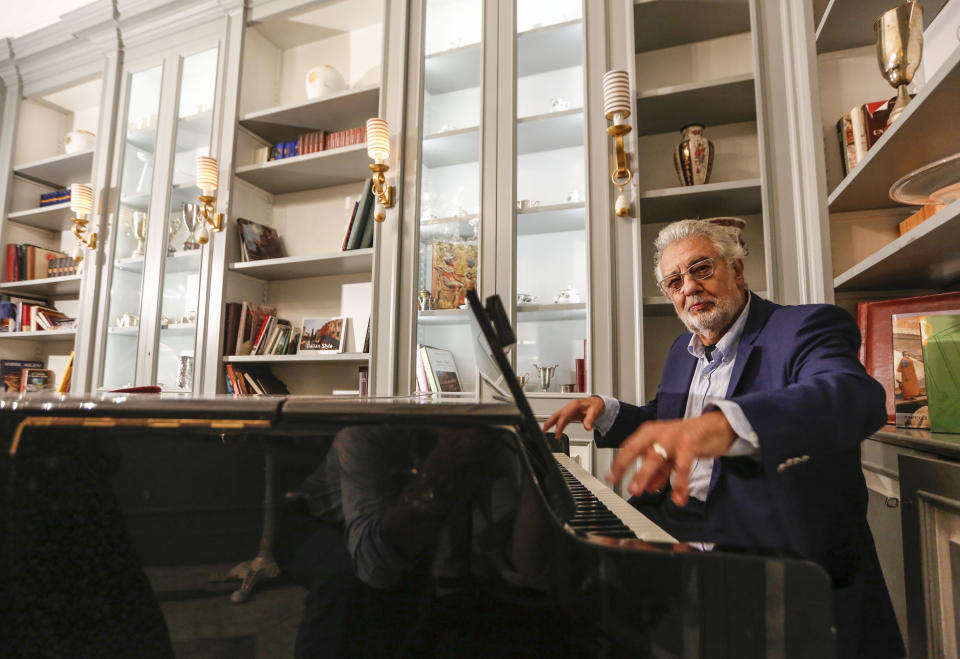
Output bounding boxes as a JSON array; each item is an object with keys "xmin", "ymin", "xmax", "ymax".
[
  {"xmin": 532, "ymin": 363, "xmax": 558, "ymax": 392},
  {"xmin": 131, "ymin": 211, "xmax": 147, "ymax": 258},
  {"xmin": 181, "ymin": 202, "xmax": 201, "ymax": 251},
  {"xmin": 875, "ymin": 0, "xmax": 923, "ymax": 126},
  {"xmin": 167, "ymin": 213, "xmax": 183, "ymax": 255}
]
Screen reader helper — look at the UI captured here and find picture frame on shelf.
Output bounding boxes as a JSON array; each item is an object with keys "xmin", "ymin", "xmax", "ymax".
[
  {"xmin": 237, "ymin": 218, "xmax": 285, "ymax": 261},
  {"xmin": 299, "ymin": 316, "xmax": 347, "ymax": 353}
]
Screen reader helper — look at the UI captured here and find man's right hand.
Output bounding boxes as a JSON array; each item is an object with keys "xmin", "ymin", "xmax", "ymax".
[{"xmin": 542, "ymin": 395, "xmax": 606, "ymax": 439}]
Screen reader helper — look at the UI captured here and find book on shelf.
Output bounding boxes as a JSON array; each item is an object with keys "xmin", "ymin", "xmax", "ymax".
[
  {"xmin": 56, "ymin": 352, "xmax": 74, "ymax": 393},
  {"xmin": 419, "ymin": 345, "xmax": 462, "ymax": 393},
  {"xmin": 237, "ymin": 218, "xmax": 285, "ymax": 261},
  {"xmin": 892, "ymin": 312, "xmax": 931, "ymax": 429},
  {"xmin": 836, "ymin": 97, "xmax": 895, "ymax": 176},
  {"xmin": 299, "ymin": 317, "xmax": 346, "ymax": 352},
  {"xmin": 341, "ymin": 201, "xmax": 360, "ymax": 251},
  {"xmin": 431, "ymin": 242, "xmax": 477, "ymax": 309},
  {"xmin": 361, "ymin": 315, "xmax": 371, "ymax": 353},
  {"xmin": 297, "ymin": 130, "xmax": 326, "ymax": 156},
  {"xmin": 358, "ymin": 365, "xmax": 369, "ymax": 397},
  {"xmin": 234, "ymin": 302, "xmax": 277, "ymax": 356},
  {"xmin": 919, "ymin": 313, "xmax": 960, "ymax": 433},
  {"xmin": 39, "ymin": 189, "xmax": 70, "ymax": 207},
  {"xmin": 899, "ymin": 204, "xmax": 944, "ymax": 236},
  {"xmin": 857, "ymin": 291, "xmax": 960, "ymax": 423},
  {"xmin": 5, "ymin": 244, "xmax": 76, "ymax": 282},
  {"xmin": 20, "ymin": 368, "xmax": 55, "ymax": 392},
  {"xmin": 1, "ymin": 359, "xmax": 43, "ymax": 392},
  {"xmin": 345, "ymin": 178, "xmax": 374, "ymax": 251},
  {"xmin": 224, "ymin": 364, "xmax": 289, "ymax": 396}
]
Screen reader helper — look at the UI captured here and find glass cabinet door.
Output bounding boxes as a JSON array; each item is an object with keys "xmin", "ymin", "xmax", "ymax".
[
  {"xmin": 99, "ymin": 45, "xmax": 219, "ymax": 392},
  {"xmin": 155, "ymin": 48, "xmax": 218, "ymax": 393},
  {"xmin": 101, "ymin": 64, "xmax": 164, "ymax": 390},
  {"xmin": 513, "ymin": 0, "xmax": 589, "ymax": 396},
  {"xmin": 413, "ymin": 0, "xmax": 484, "ymax": 394}
]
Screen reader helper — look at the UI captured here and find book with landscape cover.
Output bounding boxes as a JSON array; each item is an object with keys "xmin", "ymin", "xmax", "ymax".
[
  {"xmin": 919, "ymin": 313, "xmax": 960, "ymax": 433},
  {"xmin": 237, "ymin": 218, "xmax": 285, "ymax": 261},
  {"xmin": 857, "ymin": 291, "xmax": 960, "ymax": 423},
  {"xmin": 421, "ymin": 345, "xmax": 462, "ymax": 393},
  {"xmin": 20, "ymin": 368, "xmax": 55, "ymax": 392}
]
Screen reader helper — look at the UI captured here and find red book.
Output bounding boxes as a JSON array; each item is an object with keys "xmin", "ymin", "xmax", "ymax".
[
  {"xmin": 341, "ymin": 201, "xmax": 359, "ymax": 251},
  {"xmin": 251, "ymin": 314, "xmax": 273, "ymax": 354},
  {"xmin": 6, "ymin": 244, "xmax": 16, "ymax": 282},
  {"xmin": 857, "ymin": 292, "xmax": 960, "ymax": 423},
  {"xmin": 225, "ymin": 364, "xmax": 240, "ymax": 397}
]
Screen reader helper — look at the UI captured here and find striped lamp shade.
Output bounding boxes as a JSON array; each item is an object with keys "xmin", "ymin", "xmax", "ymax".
[
  {"xmin": 602, "ymin": 69, "xmax": 631, "ymax": 121},
  {"xmin": 196, "ymin": 155, "xmax": 218, "ymax": 194},
  {"xmin": 366, "ymin": 118, "xmax": 390, "ymax": 162},
  {"xmin": 70, "ymin": 183, "xmax": 93, "ymax": 215}
]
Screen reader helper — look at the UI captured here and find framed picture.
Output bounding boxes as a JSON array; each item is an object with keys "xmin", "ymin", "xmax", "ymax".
[{"xmin": 299, "ymin": 316, "xmax": 347, "ymax": 352}]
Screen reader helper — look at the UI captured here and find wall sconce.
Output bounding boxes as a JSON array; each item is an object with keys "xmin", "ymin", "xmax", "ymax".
[
  {"xmin": 195, "ymin": 155, "xmax": 224, "ymax": 244},
  {"xmin": 366, "ymin": 118, "xmax": 394, "ymax": 222},
  {"xmin": 69, "ymin": 183, "xmax": 97, "ymax": 262},
  {"xmin": 602, "ymin": 69, "xmax": 632, "ymax": 217}
]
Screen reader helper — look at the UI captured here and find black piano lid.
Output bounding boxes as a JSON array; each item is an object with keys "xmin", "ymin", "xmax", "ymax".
[{"xmin": 0, "ymin": 392, "xmax": 283, "ymax": 420}]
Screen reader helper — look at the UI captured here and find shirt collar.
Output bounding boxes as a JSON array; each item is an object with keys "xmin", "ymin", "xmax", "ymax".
[{"xmin": 687, "ymin": 290, "xmax": 752, "ymax": 364}]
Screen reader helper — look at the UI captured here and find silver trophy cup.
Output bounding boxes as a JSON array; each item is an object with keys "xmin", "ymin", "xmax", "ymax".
[{"xmin": 181, "ymin": 202, "xmax": 201, "ymax": 251}]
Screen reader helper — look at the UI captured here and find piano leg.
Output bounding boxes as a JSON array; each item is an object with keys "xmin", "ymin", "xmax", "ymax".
[{"xmin": 226, "ymin": 444, "xmax": 281, "ymax": 603}]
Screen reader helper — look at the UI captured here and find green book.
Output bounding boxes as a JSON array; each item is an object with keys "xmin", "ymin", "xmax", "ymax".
[{"xmin": 920, "ymin": 313, "xmax": 960, "ymax": 433}]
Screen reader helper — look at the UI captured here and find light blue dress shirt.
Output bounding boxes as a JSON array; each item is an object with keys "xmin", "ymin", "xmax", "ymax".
[{"xmin": 595, "ymin": 291, "xmax": 759, "ymax": 502}]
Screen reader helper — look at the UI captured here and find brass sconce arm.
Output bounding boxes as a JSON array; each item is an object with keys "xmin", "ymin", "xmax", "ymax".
[
  {"xmin": 369, "ymin": 162, "xmax": 395, "ymax": 222},
  {"xmin": 196, "ymin": 194, "xmax": 224, "ymax": 244},
  {"xmin": 70, "ymin": 217, "xmax": 98, "ymax": 262}
]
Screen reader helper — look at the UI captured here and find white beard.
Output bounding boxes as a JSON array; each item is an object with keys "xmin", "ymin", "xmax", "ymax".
[{"xmin": 678, "ymin": 290, "xmax": 745, "ymax": 342}]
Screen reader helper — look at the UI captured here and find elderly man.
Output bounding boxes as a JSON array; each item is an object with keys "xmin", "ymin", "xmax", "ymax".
[{"xmin": 544, "ymin": 219, "xmax": 904, "ymax": 658}]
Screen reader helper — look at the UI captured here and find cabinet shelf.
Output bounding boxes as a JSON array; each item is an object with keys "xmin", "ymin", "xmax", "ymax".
[
  {"xmin": 223, "ymin": 353, "xmax": 370, "ymax": 364},
  {"xmin": 0, "ymin": 275, "xmax": 82, "ymax": 297},
  {"xmin": 828, "ymin": 46, "xmax": 960, "ymax": 213},
  {"xmin": 816, "ymin": 0, "xmax": 948, "ymax": 54},
  {"xmin": 633, "ymin": 0, "xmax": 750, "ymax": 53},
  {"xmin": 228, "ymin": 249, "xmax": 374, "ymax": 280},
  {"xmin": 638, "ymin": 178, "xmax": 762, "ymax": 222},
  {"xmin": 13, "ymin": 150, "xmax": 94, "ymax": 188},
  {"xmin": 517, "ymin": 302, "xmax": 586, "ymax": 321},
  {"xmin": 517, "ymin": 202, "xmax": 585, "ymax": 234},
  {"xmin": 422, "ymin": 109, "xmax": 584, "ymax": 168},
  {"xmin": 635, "ymin": 73, "xmax": 756, "ymax": 136},
  {"xmin": 108, "ymin": 323, "xmax": 196, "ymax": 337},
  {"xmin": 424, "ymin": 19, "xmax": 583, "ymax": 94},
  {"xmin": 833, "ymin": 198, "xmax": 960, "ymax": 292},
  {"xmin": 872, "ymin": 425, "xmax": 960, "ymax": 461},
  {"xmin": 115, "ymin": 250, "xmax": 202, "ymax": 274},
  {"xmin": 234, "ymin": 144, "xmax": 369, "ymax": 194},
  {"xmin": 239, "ymin": 85, "xmax": 380, "ymax": 144},
  {"xmin": 0, "ymin": 329, "xmax": 77, "ymax": 341},
  {"xmin": 7, "ymin": 203, "xmax": 75, "ymax": 231},
  {"xmin": 121, "ymin": 183, "xmax": 200, "ymax": 212},
  {"xmin": 418, "ymin": 309, "xmax": 469, "ymax": 325},
  {"xmin": 126, "ymin": 110, "xmax": 212, "ymax": 152}
]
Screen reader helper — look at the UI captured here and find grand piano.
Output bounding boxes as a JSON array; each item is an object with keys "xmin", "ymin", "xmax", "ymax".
[{"xmin": 0, "ymin": 294, "xmax": 837, "ymax": 658}]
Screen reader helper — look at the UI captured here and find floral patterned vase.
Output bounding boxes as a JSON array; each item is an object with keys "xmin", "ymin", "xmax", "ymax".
[{"xmin": 673, "ymin": 123, "xmax": 714, "ymax": 186}]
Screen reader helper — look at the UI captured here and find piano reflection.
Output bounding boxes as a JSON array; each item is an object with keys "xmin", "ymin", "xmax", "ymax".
[{"xmin": 0, "ymin": 292, "xmax": 837, "ymax": 658}]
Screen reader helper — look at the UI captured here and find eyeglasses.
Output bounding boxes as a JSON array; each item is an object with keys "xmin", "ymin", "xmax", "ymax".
[{"xmin": 658, "ymin": 258, "xmax": 715, "ymax": 295}]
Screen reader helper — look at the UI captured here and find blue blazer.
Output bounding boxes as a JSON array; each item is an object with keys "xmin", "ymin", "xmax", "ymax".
[{"xmin": 598, "ymin": 295, "xmax": 904, "ymax": 657}]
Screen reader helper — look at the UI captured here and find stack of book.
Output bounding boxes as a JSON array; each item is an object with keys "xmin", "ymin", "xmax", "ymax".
[
  {"xmin": 5, "ymin": 244, "xmax": 78, "ymax": 281},
  {"xmin": 416, "ymin": 344, "xmax": 462, "ymax": 393},
  {"xmin": 253, "ymin": 125, "xmax": 365, "ymax": 165},
  {"xmin": 39, "ymin": 189, "xmax": 70, "ymax": 207},
  {"xmin": 0, "ymin": 295, "xmax": 75, "ymax": 332},
  {"xmin": 341, "ymin": 179, "xmax": 377, "ymax": 251},
  {"xmin": 297, "ymin": 130, "xmax": 326, "ymax": 156},
  {"xmin": 836, "ymin": 97, "xmax": 895, "ymax": 176},
  {"xmin": 324, "ymin": 125, "xmax": 366, "ymax": 151},
  {"xmin": 223, "ymin": 364, "xmax": 289, "ymax": 396},
  {"xmin": 223, "ymin": 301, "xmax": 298, "ymax": 356}
]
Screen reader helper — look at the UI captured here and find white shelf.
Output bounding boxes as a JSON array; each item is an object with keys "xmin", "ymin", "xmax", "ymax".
[
  {"xmin": 126, "ymin": 110, "xmax": 212, "ymax": 152},
  {"xmin": 834, "ymin": 198, "xmax": 960, "ymax": 292},
  {"xmin": 234, "ymin": 144, "xmax": 369, "ymax": 194},
  {"xmin": 633, "ymin": 0, "xmax": 750, "ymax": 53},
  {"xmin": 7, "ymin": 203, "xmax": 75, "ymax": 231},
  {"xmin": 13, "ymin": 150, "xmax": 94, "ymax": 188},
  {"xmin": 114, "ymin": 249, "xmax": 202, "ymax": 274},
  {"xmin": 109, "ymin": 323, "xmax": 197, "ymax": 337},
  {"xmin": 424, "ymin": 19, "xmax": 583, "ymax": 94},
  {"xmin": 816, "ymin": 0, "xmax": 948, "ymax": 54},
  {"xmin": 828, "ymin": 46, "xmax": 960, "ymax": 212},
  {"xmin": 240, "ymin": 85, "xmax": 380, "ymax": 143},
  {"xmin": 0, "ymin": 275, "xmax": 82, "ymax": 297},
  {"xmin": 418, "ymin": 309, "xmax": 469, "ymax": 325},
  {"xmin": 638, "ymin": 178, "xmax": 762, "ymax": 222},
  {"xmin": 228, "ymin": 249, "xmax": 374, "ymax": 280},
  {"xmin": 635, "ymin": 73, "xmax": 756, "ymax": 136},
  {"xmin": 517, "ymin": 302, "xmax": 586, "ymax": 321},
  {"xmin": 121, "ymin": 183, "xmax": 200, "ymax": 213},
  {"xmin": 0, "ymin": 329, "xmax": 77, "ymax": 341},
  {"xmin": 422, "ymin": 109, "xmax": 584, "ymax": 168},
  {"xmin": 223, "ymin": 353, "xmax": 370, "ymax": 364},
  {"xmin": 517, "ymin": 202, "xmax": 585, "ymax": 234}
]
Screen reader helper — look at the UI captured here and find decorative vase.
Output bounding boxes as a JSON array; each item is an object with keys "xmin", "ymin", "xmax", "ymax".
[
  {"xmin": 305, "ymin": 65, "xmax": 347, "ymax": 100},
  {"xmin": 673, "ymin": 123, "xmax": 714, "ymax": 186}
]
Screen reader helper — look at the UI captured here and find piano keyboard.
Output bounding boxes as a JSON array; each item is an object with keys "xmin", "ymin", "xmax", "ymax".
[{"xmin": 554, "ymin": 453, "xmax": 677, "ymax": 544}]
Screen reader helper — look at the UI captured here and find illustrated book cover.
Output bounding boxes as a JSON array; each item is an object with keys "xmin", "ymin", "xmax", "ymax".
[
  {"xmin": 919, "ymin": 313, "xmax": 960, "ymax": 433},
  {"xmin": 237, "ymin": 218, "xmax": 285, "ymax": 261},
  {"xmin": 430, "ymin": 242, "xmax": 477, "ymax": 310},
  {"xmin": 299, "ymin": 317, "xmax": 346, "ymax": 352}
]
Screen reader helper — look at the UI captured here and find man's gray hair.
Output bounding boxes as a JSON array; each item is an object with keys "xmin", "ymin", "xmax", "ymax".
[{"xmin": 653, "ymin": 219, "xmax": 748, "ymax": 281}]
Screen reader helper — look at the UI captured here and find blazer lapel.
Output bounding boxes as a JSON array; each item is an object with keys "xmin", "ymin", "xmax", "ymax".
[
  {"xmin": 724, "ymin": 294, "xmax": 773, "ymax": 398},
  {"xmin": 658, "ymin": 338, "xmax": 698, "ymax": 419}
]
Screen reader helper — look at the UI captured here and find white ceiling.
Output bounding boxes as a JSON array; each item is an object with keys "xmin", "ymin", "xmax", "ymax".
[{"xmin": 0, "ymin": 0, "xmax": 97, "ymax": 40}]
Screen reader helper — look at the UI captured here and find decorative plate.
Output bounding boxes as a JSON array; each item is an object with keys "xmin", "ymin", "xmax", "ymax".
[{"xmin": 890, "ymin": 152, "xmax": 960, "ymax": 205}]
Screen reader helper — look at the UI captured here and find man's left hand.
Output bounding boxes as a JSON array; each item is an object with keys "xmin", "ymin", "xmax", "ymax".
[{"xmin": 607, "ymin": 411, "xmax": 736, "ymax": 507}]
